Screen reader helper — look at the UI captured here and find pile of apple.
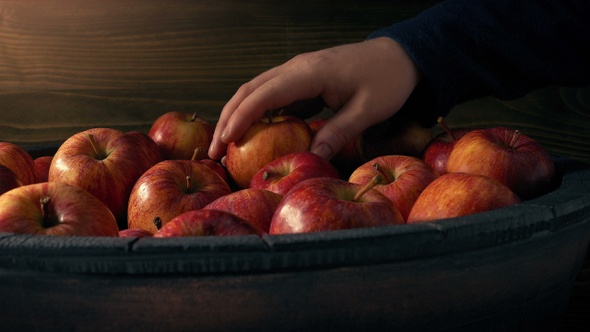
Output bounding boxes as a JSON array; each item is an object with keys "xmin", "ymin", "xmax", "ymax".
[{"xmin": 0, "ymin": 111, "xmax": 556, "ymax": 238}]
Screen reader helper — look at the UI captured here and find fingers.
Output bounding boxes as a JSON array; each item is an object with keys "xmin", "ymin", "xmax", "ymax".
[
  {"xmin": 310, "ymin": 91, "xmax": 381, "ymax": 160},
  {"xmin": 208, "ymin": 56, "xmax": 324, "ymax": 160}
]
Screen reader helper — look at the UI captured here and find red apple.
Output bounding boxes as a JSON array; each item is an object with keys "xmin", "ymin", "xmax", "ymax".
[
  {"xmin": 0, "ymin": 182, "xmax": 119, "ymax": 236},
  {"xmin": 356, "ymin": 117, "xmax": 433, "ymax": 162},
  {"xmin": 153, "ymin": 209, "xmax": 263, "ymax": 237},
  {"xmin": 118, "ymin": 228, "xmax": 153, "ymax": 238},
  {"xmin": 34, "ymin": 156, "xmax": 53, "ymax": 183},
  {"xmin": 148, "ymin": 111, "xmax": 214, "ymax": 160},
  {"xmin": 407, "ymin": 172, "xmax": 522, "ymax": 223},
  {"xmin": 124, "ymin": 131, "xmax": 164, "ymax": 169},
  {"xmin": 127, "ymin": 159, "xmax": 231, "ymax": 233},
  {"xmin": 203, "ymin": 188, "xmax": 283, "ymax": 233},
  {"xmin": 200, "ymin": 158, "xmax": 229, "ymax": 184},
  {"xmin": 225, "ymin": 115, "xmax": 313, "ymax": 189},
  {"xmin": 48, "ymin": 127, "xmax": 161, "ymax": 224},
  {"xmin": 191, "ymin": 147, "xmax": 229, "ymax": 185},
  {"xmin": 249, "ymin": 151, "xmax": 340, "ymax": 196},
  {"xmin": 445, "ymin": 127, "xmax": 555, "ymax": 199},
  {"xmin": 0, "ymin": 164, "xmax": 23, "ymax": 196},
  {"xmin": 270, "ymin": 176, "xmax": 404, "ymax": 234},
  {"xmin": 422, "ymin": 117, "xmax": 472, "ymax": 175},
  {"xmin": 349, "ymin": 155, "xmax": 439, "ymax": 221},
  {"xmin": 308, "ymin": 118, "xmax": 361, "ymax": 178},
  {"xmin": 0, "ymin": 142, "xmax": 39, "ymax": 185}
]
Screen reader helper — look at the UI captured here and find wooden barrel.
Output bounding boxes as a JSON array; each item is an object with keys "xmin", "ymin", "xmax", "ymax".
[{"xmin": 0, "ymin": 154, "xmax": 589, "ymax": 331}]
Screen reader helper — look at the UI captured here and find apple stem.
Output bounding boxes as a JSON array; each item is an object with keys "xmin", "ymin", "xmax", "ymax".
[
  {"xmin": 372, "ymin": 162, "xmax": 392, "ymax": 183},
  {"xmin": 266, "ymin": 113, "xmax": 273, "ymax": 124},
  {"xmin": 87, "ymin": 134, "xmax": 105, "ymax": 159},
  {"xmin": 185, "ymin": 175, "xmax": 192, "ymax": 193},
  {"xmin": 437, "ymin": 116, "xmax": 456, "ymax": 141},
  {"xmin": 353, "ymin": 175, "xmax": 382, "ymax": 202},
  {"xmin": 191, "ymin": 147, "xmax": 203, "ymax": 161},
  {"xmin": 262, "ymin": 171, "xmax": 271, "ymax": 181},
  {"xmin": 39, "ymin": 196, "xmax": 57, "ymax": 228},
  {"xmin": 153, "ymin": 216, "xmax": 162, "ymax": 230},
  {"xmin": 509, "ymin": 130, "xmax": 521, "ymax": 149},
  {"xmin": 40, "ymin": 196, "xmax": 50, "ymax": 219},
  {"xmin": 190, "ymin": 112, "xmax": 198, "ymax": 122}
]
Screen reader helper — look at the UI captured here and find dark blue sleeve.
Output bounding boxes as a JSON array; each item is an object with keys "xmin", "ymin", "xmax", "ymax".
[{"xmin": 368, "ymin": 0, "xmax": 590, "ymax": 117}]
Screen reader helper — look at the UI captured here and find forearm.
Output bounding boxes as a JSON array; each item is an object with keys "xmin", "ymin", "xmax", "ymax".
[{"xmin": 369, "ymin": 0, "xmax": 590, "ymax": 116}]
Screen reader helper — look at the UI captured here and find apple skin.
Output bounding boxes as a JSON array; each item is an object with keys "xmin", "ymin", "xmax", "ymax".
[
  {"xmin": 204, "ymin": 188, "xmax": 283, "ymax": 233},
  {"xmin": 0, "ymin": 142, "xmax": 40, "ymax": 185},
  {"xmin": 269, "ymin": 177, "xmax": 404, "ymax": 234},
  {"xmin": 422, "ymin": 128, "xmax": 471, "ymax": 175},
  {"xmin": 34, "ymin": 156, "xmax": 53, "ymax": 183},
  {"xmin": 148, "ymin": 111, "xmax": 214, "ymax": 160},
  {"xmin": 308, "ymin": 117, "xmax": 361, "ymax": 177},
  {"xmin": 200, "ymin": 158, "xmax": 229, "ymax": 184},
  {"xmin": 445, "ymin": 127, "xmax": 556, "ymax": 199},
  {"xmin": 0, "ymin": 182, "xmax": 119, "ymax": 236},
  {"xmin": 124, "ymin": 131, "xmax": 164, "ymax": 169},
  {"xmin": 48, "ymin": 128, "xmax": 161, "ymax": 224},
  {"xmin": 356, "ymin": 117, "xmax": 433, "ymax": 163},
  {"xmin": 0, "ymin": 164, "xmax": 23, "ymax": 196},
  {"xmin": 349, "ymin": 155, "xmax": 439, "ymax": 222},
  {"xmin": 127, "ymin": 159, "xmax": 231, "ymax": 233},
  {"xmin": 249, "ymin": 151, "xmax": 340, "ymax": 196},
  {"xmin": 118, "ymin": 228, "xmax": 154, "ymax": 238},
  {"xmin": 407, "ymin": 172, "xmax": 522, "ymax": 223},
  {"xmin": 225, "ymin": 115, "xmax": 313, "ymax": 189},
  {"xmin": 154, "ymin": 209, "xmax": 263, "ymax": 237}
]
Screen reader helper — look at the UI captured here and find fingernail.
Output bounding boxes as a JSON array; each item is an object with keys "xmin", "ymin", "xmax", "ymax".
[
  {"xmin": 311, "ymin": 143, "xmax": 332, "ymax": 160},
  {"xmin": 220, "ymin": 126, "xmax": 230, "ymax": 140},
  {"xmin": 208, "ymin": 141, "xmax": 216, "ymax": 154}
]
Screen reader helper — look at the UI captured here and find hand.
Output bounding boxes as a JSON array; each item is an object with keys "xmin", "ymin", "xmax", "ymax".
[{"xmin": 208, "ymin": 37, "xmax": 421, "ymax": 160}]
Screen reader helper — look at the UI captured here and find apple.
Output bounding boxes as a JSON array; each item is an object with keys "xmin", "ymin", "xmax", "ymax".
[
  {"xmin": 127, "ymin": 159, "xmax": 231, "ymax": 233},
  {"xmin": 48, "ymin": 127, "xmax": 161, "ymax": 225},
  {"xmin": 148, "ymin": 111, "xmax": 214, "ymax": 160},
  {"xmin": 269, "ymin": 176, "xmax": 404, "ymax": 234},
  {"xmin": 34, "ymin": 156, "xmax": 53, "ymax": 183},
  {"xmin": 0, "ymin": 182, "xmax": 119, "ymax": 236},
  {"xmin": 422, "ymin": 117, "xmax": 472, "ymax": 175},
  {"xmin": 0, "ymin": 142, "xmax": 39, "ymax": 185},
  {"xmin": 0, "ymin": 164, "xmax": 23, "ymax": 196},
  {"xmin": 225, "ymin": 115, "xmax": 313, "ymax": 189},
  {"xmin": 124, "ymin": 131, "xmax": 164, "ymax": 169},
  {"xmin": 356, "ymin": 117, "xmax": 433, "ymax": 162},
  {"xmin": 119, "ymin": 228, "xmax": 153, "ymax": 238},
  {"xmin": 153, "ymin": 209, "xmax": 263, "ymax": 237},
  {"xmin": 349, "ymin": 155, "xmax": 439, "ymax": 221},
  {"xmin": 249, "ymin": 151, "xmax": 340, "ymax": 196},
  {"xmin": 308, "ymin": 118, "xmax": 361, "ymax": 178},
  {"xmin": 445, "ymin": 127, "xmax": 556, "ymax": 199},
  {"xmin": 407, "ymin": 172, "xmax": 522, "ymax": 223},
  {"xmin": 191, "ymin": 147, "xmax": 229, "ymax": 185},
  {"xmin": 200, "ymin": 158, "xmax": 229, "ymax": 184},
  {"xmin": 203, "ymin": 188, "xmax": 283, "ymax": 233}
]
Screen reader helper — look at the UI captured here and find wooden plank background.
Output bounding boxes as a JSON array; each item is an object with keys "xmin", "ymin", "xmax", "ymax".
[{"xmin": 1, "ymin": 0, "xmax": 588, "ymax": 163}]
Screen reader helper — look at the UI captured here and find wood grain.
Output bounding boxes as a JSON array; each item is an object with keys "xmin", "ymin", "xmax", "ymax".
[
  {"xmin": 0, "ymin": 0, "xmax": 439, "ymax": 149},
  {"xmin": 3, "ymin": 0, "xmax": 586, "ymax": 163}
]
